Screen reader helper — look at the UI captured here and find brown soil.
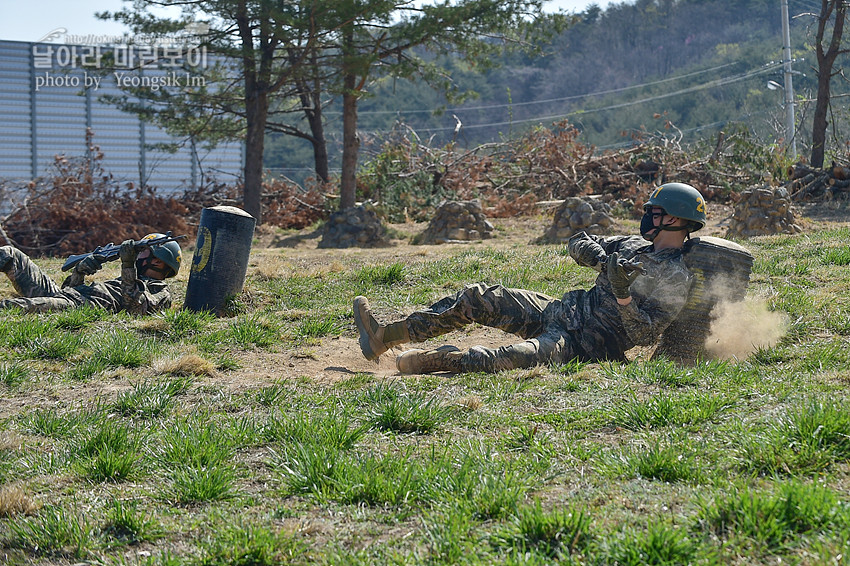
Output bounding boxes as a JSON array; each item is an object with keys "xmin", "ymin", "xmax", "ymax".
[
  {"xmin": 2, "ymin": 201, "xmax": 844, "ymax": 414},
  {"xmin": 233, "ymin": 202, "xmax": 752, "ymax": 386}
]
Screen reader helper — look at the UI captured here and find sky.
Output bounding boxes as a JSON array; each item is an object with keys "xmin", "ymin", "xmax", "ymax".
[{"xmin": 0, "ymin": 0, "xmax": 620, "ymax": 44}]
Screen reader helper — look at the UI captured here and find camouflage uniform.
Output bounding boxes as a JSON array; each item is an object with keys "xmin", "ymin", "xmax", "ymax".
[
  {"xmin": 0, "ymin": 245, "xmax": 171, "ymax": 314},
  {"xmin": 403, "ymin": 235, "xmax": 693, "ymax": 372}
]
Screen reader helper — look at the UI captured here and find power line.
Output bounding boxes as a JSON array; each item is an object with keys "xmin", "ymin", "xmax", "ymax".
[
  {"xmin": 398, "ymin": 61, "xmax": 785, "ymax": 134},
  {"xmin": 789, "ymin": 0, "xmax": 823, "ymax": 15},
  {"xmin": 595, "ymin": 111, "xmax": 771, "ymax": 150},
  {"xmin": 346, "ymin": 61, "xmax": 744, "ymax": 116}
]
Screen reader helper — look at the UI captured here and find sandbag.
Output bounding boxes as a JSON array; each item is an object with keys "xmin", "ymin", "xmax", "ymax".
[{"xmin": 653, "ymin": 236, "xmax": 754, "ymax": 364}]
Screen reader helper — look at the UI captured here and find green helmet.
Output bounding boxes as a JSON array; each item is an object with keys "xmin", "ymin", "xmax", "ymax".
[
  {"xmin": 644, "ymin": 182, "xmax": 707, "ymax": 231},
  {"xmin": 139, "ymin": 233, "xmax": 182, "ymax": 278}
]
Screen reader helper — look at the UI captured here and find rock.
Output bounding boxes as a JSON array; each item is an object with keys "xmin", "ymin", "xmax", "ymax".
[
  {"xmin": 416, "ymin": 199, "xmax": 495, "ymax": 244},
  {"xmin": 725, "ymin": 185, "xmax": 801, "ymax": 238},
  {"xmin": 539, "ymin": 196, "xmax": 616, "ymax": 243},
  {"xmin": 318, "ymin": 204, "xmax": 390, "ymax": 248}
]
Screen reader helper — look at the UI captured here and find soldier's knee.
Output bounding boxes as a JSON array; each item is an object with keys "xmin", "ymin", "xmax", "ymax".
[
  {"xmin": 0, "ymin": 245, "xmax": 25, "ymax": 262},
  {"xmin": 0, "ymin": 246, "xmax": 14, "ymax": 272},
  {"xmin": 461, "ymin": 282, "xmax": 489, "ymax": 295},
  {"xmin": 459, "ymin": 282, "xmax": 505, "ymax": 304}
]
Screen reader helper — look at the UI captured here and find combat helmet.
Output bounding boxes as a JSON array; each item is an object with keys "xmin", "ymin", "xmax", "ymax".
[
  {"xmin": 643, "ymin": 182, "xmax": 707, "ymax": 232},
  {"xmin": 138, "ymin": 233, "xmax": 182, "ymax": 278}
]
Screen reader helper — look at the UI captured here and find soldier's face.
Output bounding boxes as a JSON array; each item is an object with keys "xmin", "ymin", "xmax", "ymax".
[
  {"xmin": 137, "ymin": 249, "xmax": 169, "ymax": 280},
  {"xmin": 145, "ymin": 258, "xmax": 169, "ymax": 280},
  {"xmin": 641, "ymin": 207, "xmax": 686, "ymax": 241},
  {"xmin": 647, "ymin": 207, "xmax": 665, "ymax": 224},
  {"xmin": 649, "ymin": 207, "xmax": 685, "ymax": 228},
  {"xmin": 641, "ymin": 207, "xmax": 665, "ymax": 240}
]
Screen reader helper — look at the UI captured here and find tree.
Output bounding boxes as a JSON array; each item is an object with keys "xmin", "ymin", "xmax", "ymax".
[
  {"xmin": 100, "ymin": 0, "xmax": 560, "ymax": 221},
  {"xmin": 100, "ymin": 0, "xmax": 348, "ymax": 223},
  {"xmin": 811, "ymin": 0, "xmax": 848, "ymax": 169},
  {"xmin": 326, "ymin": 0, "xmax": 564, "ymax": 209}
]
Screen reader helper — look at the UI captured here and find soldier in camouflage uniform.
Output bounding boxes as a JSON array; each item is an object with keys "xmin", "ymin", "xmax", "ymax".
[
  {"xmin": 354, "ymin": 183, "xmax": 708, "ymax": 374},
  {"xmin": 0, "ymin": 233, "xmax": 181, "ymax": 314}
]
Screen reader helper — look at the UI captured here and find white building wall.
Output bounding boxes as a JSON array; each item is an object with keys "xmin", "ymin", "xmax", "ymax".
[{"xmin": 0, "ymin": 39, "xmax": 243, "ymax": 190}]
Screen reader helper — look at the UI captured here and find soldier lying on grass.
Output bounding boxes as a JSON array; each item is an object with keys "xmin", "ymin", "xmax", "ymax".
[
  {"xmin": 0, "ymin": 233, "xmax": 181, "ymax": 314},
  {"xmin": 354, "ymin": 183, "xmax": 708, "ymax": 374}
]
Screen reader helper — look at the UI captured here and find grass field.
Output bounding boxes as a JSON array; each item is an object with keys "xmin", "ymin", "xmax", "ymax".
[{"xmin": 1, "ymin": 218, "xmax": 850, "ymax": 565}]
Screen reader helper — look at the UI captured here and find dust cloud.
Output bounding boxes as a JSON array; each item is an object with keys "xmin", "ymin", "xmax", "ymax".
[{"xmin": 704, "ymin": 297, "xmax": 789, "ymax": 361}]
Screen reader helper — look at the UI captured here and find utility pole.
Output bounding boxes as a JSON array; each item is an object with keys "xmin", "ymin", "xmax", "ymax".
[{"xmin": 781, "ymin": 0, "xmax": 797, "ymax": 158}]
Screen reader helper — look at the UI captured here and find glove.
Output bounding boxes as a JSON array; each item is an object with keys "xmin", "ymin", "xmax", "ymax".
[
  {"xmin": 606, "ymin": 252, "xmax": 645, "ymax": 300},
  {"xmin": 74, "ymin": 254, "xmax": 104, "ymax": 276},
  {"xmin": 568, "ymin": 231, "xmax": 607, "ymax": 271},
  {"xmin": 119, "ymin": 240, "xmax": 138, "ymax": 268}
]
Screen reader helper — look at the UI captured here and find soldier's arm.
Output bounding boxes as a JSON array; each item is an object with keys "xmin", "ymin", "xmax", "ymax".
[
  {"xmin": 116, "ymin": 240, "xmax": 148, "ymax": 315},
  {"xmin": 143, "ymin": 283, "xmax": 172, "ymax": 313},
  {"xmin": 120, "ymin": 265, "xmax": 143, "ymax": 314},
  {"xmin": 119, "ymin": 267, "xmax": 172, "ymax": 314},
  {"xmin": 568, "ymin": 234, "xmax": 633, "ymax": 268},
  {"xmin": 568, "ymin": 232, "xmax": 607, "ymax": 270},
  {"xmin": 61, "ymin": 271, "xmax": 85, "ymax": 288},
  {"xmin": 617, "ymin": 262, "xmax": 693, "ymax": 346}
]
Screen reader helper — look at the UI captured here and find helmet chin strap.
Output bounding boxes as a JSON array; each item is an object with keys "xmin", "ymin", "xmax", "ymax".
[
  {"xmin": 641, "ymin": 213, "xmax": 689, "ymax": 241},
  {"xmin": 641, "ymin": 227, "xmax": 660, "ymax": 242}
]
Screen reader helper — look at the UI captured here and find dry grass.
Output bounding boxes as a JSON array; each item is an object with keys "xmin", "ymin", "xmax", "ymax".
[
  {"xmin": 0, "ymin": 431, "xmax": 23, "ymax": 452},
  {"xmin": 0, "ymin": 486, "xmax": 39, "ymax": 518},
  {"xmin": 153, "ymin": 354, "xmax": 217, "ymax": 377},
  {"xmin": 457, "ymin": 395, "xmax": 484, "ymax": 411}
]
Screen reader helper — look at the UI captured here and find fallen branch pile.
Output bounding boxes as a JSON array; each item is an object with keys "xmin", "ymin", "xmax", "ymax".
[
  {"xmin": 362, "ymin": 122, "xmax": 777, "ymax": 222},
  {"xmin": 788, "ymin": 163, "xmax": 850, "ymax": 201},
  {"xmin": 2, "ymin": 122, "xmax": 800, "ymax": 254},
  {"xmin": 1, "ymin": 151, "xmax": 191, "ymax": 257}
]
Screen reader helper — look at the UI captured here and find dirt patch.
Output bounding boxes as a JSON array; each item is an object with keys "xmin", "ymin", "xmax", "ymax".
[
  {"xmin": 797, "ymin": 199, "xmax": 850, "ymax": 224},
  {"xmin": 239, "ymin": 203, "xmax": 749, "ymax": 385},
  {"xmin": 1, "ymin": 203, "xmax": 837, "ymax": 415},
  {"xmin": 253, "ymin": 204, "xmax": 733, "ymax": 269}
]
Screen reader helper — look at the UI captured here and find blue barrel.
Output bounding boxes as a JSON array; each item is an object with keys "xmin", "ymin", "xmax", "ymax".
[{"xmin": 184, "ymin": 206, "xmax": 256, "ymax": 315}]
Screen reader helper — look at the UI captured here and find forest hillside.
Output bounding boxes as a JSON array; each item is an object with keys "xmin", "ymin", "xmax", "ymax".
[{"xmin": 265, "ymin": 0, "xmax": 845, "ymax": 181}]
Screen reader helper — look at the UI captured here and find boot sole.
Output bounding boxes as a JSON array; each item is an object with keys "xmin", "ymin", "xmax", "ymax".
[{"xmin": 353, "ymin": 296, "xmax": 385, "ymax": 361}]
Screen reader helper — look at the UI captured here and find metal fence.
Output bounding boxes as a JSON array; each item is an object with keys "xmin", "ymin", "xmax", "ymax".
[{"xmin": 0, "ymin": 39, "xmax": 243, "ymax": 191}]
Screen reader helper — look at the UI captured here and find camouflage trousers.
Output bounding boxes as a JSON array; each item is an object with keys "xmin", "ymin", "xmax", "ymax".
[
  {"xmin": 0, "ymin": 246, "xmax": 84, "ymax": 312},
  {"xmin": 404, "ymin": 283, "xmax": 585, "ymax": 373}
]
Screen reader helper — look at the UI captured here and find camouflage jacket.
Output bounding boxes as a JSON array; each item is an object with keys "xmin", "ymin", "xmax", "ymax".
[
  {"xmin": 61, "ymin": 265, "xmax": 171, "ymax": 314},
  {"xmin": 565, "ymin": 234, "xmax": 693, "ymax": 361}
]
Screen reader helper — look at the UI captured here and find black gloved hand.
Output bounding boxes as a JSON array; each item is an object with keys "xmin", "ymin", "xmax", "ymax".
[
  {"xmin": 119, "ymin": 240, "xmax": 138, "ymax": 268},
  {"xmin": 568, "ymin": 231, "xmax": 607, "ymax": 271},
  {"xmin": 74, "ymin": 254, "xmax": 104, "ymax": 276},
  {"xmin": 606, "ymin": 252, "xmax": 645, "ymax": 300}
]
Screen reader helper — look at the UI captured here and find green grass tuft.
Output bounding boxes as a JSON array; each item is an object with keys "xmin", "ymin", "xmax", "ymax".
[
  {"xmin": 356, "ymin": 262, "xmax": 405, "ymax": 286},
  {"xmin": 101, "ymin": 499, "xmax": 163, "ymax": 545},
  {"xmin": 696, "ymin": 481, "xmax": 847, "ymax": 553},
  {"xmin": 363, "ymin": 383, "xmax": 453, "ymax": 434},
  {"xmin": 94, "ymin": 329, "xmax": 158, "ymax": 368},
  {"xmin": 6, "ymin": 505, "xmax": 95, "ymax": 558},
  {"xmin": 492, "ymin": 501, "xmax": 592, "ymax": 558},
  {"xmin": 0, "ymin": 362, "xmax": 31, "ymax": 388}
]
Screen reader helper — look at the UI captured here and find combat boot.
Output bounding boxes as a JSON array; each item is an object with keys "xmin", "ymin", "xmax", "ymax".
[
  {"xmin": 396, "ymin": 345, "xmax": 463, "ymax": 374},
  {"xmin": 353, "ymin": 296, "xmax": 410, "ymax": 361}
]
